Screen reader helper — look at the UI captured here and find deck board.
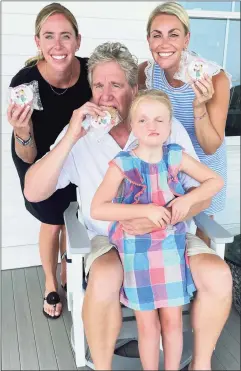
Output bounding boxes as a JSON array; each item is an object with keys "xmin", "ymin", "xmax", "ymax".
[
  {"xmin": 214, "ymin": 341, "xmax": 240, "ymax": 370},
  {"xmin": 211, "ymin": 353, "xmax": 225, "ymax": 370},
  {"xmin": 2, "ymin": 271, "xmax": 21, "ymax": 371},
  {"xmin": 36, "ymin": 266, "xmax": 77, "ymax": 371},
  {"xmin": 2, "ymin": 266, "xmax": 240, "ymax": 370},
  {"xmin": 12, "ymin": 269, "xmax": 39, "ymax": 370},
  {"xmin": 25, "ymin": 267, "xmax": 58, "ymax": 370},
  {"xmin": 224, "ymin": 307, "xmax": 240, "ymax": 343},
  {"xmin": 217, "ymin": 326, "xmax": 240, "ymax": 363}
]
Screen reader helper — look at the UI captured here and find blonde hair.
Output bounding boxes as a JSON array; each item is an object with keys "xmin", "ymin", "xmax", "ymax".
[
  {"xmin": 147, "ymin": 1, "xmax": 190, "ymax": 36},
  {"xmin": 25, "ymin": 2, "xmax": 79, "ymax": 66},
  {"xmin": 129, "ymin": 89, "xmax": 173, "ymax": 121}
]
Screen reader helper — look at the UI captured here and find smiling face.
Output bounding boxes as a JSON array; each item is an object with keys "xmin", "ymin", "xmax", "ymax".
[
  {"xmin": 148, "ymin": 13, "xmax": 190, "ymax": 72},
  {"xmin": 91, "ymin": 61, "xmax": 137, "ymax": 122},
  {"xmin": 131, "ymin": 98, "xmax": 171, "ymax": 147},
  {"xmin": 35, "ymin": 13, "xmax": 80, "ymax": 72}
]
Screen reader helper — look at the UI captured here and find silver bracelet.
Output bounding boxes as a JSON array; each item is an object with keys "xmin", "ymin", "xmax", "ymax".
[{"xmin": 15, "ymin": 133, "xmax": 33, "ymax": 146}]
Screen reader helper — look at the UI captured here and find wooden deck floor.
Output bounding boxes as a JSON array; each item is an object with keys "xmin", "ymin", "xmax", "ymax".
[{"xmin": 2, "ymin": 266, "xmax": 240, "ymax": 370}]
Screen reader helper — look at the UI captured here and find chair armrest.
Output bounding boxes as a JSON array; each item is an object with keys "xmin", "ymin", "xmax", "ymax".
[
  {"xmin": 64, "ymin": 201, "xmax": 91, "ymax": 255},
  {"xmin": 194, "ymin": 212, "xmax": 234, "ymax": 244}
]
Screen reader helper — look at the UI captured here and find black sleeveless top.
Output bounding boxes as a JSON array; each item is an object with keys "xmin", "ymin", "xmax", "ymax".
[{"xmin": 10, "ymin": 57, "xmax": 92, "ymax": 224}]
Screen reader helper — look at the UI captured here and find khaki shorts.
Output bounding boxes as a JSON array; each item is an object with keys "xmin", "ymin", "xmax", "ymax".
[{"xmin": 84, "ymin": 232, "xmax": 217, "ymax": 276}]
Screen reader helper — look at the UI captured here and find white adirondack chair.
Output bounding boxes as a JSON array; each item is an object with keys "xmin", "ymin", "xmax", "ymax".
[{"xmin": 64, "ymin": 201, "xmax": 234, "ymax": 370}]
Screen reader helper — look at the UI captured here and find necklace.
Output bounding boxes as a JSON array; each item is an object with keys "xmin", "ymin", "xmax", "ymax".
[{"xmin": 45, "ymin": 62, "xmax": 73, "ymax": 96}]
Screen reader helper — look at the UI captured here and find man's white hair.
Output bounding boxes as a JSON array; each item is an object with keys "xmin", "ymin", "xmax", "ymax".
[{"xmin": 87, "ymin": 42, "xmax": 138, "ymax": 87}]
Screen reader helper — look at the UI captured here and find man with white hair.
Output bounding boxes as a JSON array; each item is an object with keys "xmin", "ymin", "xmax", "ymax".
[{"xmin": 25, "ymin": 42, "xmax": 232, "ymax": 370}]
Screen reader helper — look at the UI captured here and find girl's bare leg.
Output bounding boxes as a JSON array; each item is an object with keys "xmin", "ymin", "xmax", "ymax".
[
  {"xmin": 159, "ymin": 306, "xmax": 183, "ymax": 370},
  {"xmin": 135, "ymin": 309, "xmax": 161, "ymax": 370}
]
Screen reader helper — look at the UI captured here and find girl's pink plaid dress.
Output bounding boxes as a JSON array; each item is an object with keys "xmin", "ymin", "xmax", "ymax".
[{"xmin": 109, "ymin": 144, "xmax": 196, "ymax": 311}]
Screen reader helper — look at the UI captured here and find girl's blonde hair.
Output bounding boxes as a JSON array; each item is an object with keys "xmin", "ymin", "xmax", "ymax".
[
  {"xmin": 129, "ymin": 89, "xmax": 173, "ymax": 121},
  {"xmin": 25, "ymin": 2, "xmax": 79, "ymax": 66},
  {"xmin": 147, "ymin": 1, "xmax": 190, "ymax": 36}
]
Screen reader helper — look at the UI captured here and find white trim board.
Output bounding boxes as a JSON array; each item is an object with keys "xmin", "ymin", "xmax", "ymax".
[
  {"xmin": 187, "ymin": 10, "xmax": 240, "ymax": 20},
  {"xmin": 1, "ymin": 244, "xmax": 61, "ymax": 270},
  {"xmin": 2, "ymin": 244, "xmax": 41, "ymax": 270}
]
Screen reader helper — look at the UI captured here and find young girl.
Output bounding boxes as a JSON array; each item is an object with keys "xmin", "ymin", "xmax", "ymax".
[{"xmin": 91, "ymin": 89, "xmax": 224, "ymax": 370}]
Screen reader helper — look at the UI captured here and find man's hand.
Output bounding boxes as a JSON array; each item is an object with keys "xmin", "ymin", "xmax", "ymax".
[
  {"xmin": 66, "ymin": 102, "xmax": 105, "ymax": 144},
  {"xmin": 120, "ymin": 217, "xmax": 160, "ymax": 235},
  {"xmin": 120, "ymin": 205, "xmax": 171, "ymax": 235}
]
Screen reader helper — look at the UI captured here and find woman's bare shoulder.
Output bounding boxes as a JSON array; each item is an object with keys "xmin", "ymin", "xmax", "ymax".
[{"xmin": 212, "ymin": 70, "xmax": 230, "ymax": 89}]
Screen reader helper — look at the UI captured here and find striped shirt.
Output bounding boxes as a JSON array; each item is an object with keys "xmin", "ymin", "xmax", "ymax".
[{"xmin": 145, "ymin": 60, "xmax": 227, "ymax": 215}]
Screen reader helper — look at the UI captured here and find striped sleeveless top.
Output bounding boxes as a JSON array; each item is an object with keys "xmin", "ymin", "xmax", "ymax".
[{"xmin": 145, "ymin": 60, "xmax": 227, "ymax": 215}]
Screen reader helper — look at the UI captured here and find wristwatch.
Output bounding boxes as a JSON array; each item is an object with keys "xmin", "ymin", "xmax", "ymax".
[{"xmin": 15, "ymin": 133, "xmax": 33, "ymax": 146}]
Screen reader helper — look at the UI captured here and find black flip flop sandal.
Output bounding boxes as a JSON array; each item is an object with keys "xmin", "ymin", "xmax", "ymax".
[{"xmin": 43, "ymin": 291, "xmax": 61, "ymax": 319}]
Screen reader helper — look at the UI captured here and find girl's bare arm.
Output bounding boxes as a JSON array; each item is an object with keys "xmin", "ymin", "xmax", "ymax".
[
  {"xmin": 179, "ymin": 152, "xmax": 224, "ymax": 205},
  {"xmin": 91, "ymin": 164, "xmax": 153, "ymax": 221}
]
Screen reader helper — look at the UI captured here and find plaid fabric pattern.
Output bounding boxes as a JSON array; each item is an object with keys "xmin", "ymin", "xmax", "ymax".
[{"xmin": 109, "ymin": 144, "xmax": 196, "ymax": 311}]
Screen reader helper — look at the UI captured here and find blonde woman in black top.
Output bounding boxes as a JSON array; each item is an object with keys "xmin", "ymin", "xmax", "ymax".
[{"xmin": 8, "ymin": 3, "xmax": 92, "ymax": 318}]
